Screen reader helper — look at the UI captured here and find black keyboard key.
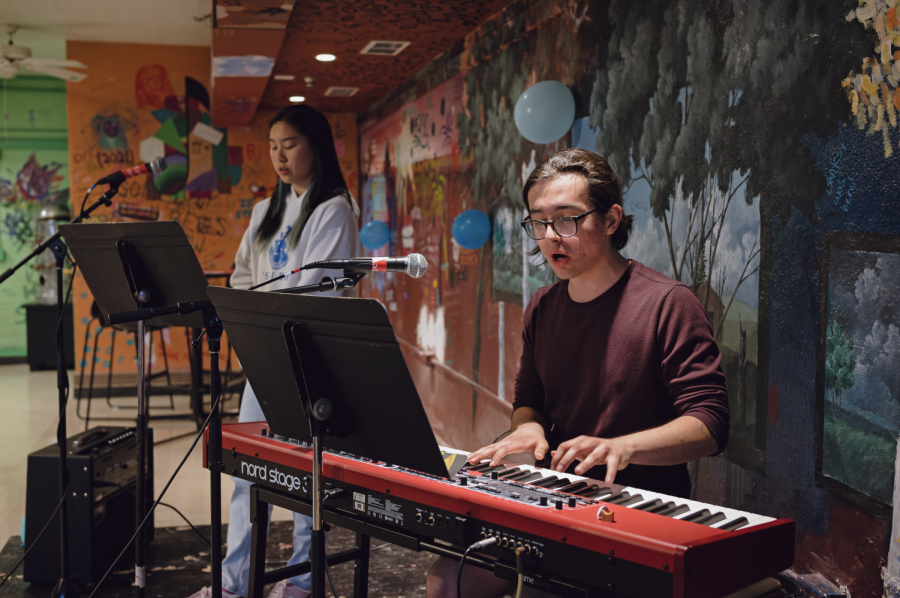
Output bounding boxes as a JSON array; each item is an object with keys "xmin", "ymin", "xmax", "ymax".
[
  {"xmin": 657, "ymin": 504, "xmax": 690, "ymax": 518},
  {"xmin": 647, "ymin": 501, "xmax": 677, "ymax": 514},
  {"xmin": 497, "ymin": 467, "xmax": 521, "ymax": 477},
  {"xmin": 476, "ymin": 465, "xmax": 508, "ymax": 475},
  {"xmin": 718, "ymin": 517, "xmax": 749, "ymax": 531},
  {"xmin": 633, "ymin": 499, "xmax": 663, "ymax": 511},
  {"xmin": 530, "ymin": 476, "xmax": 560, "ymax": 487},
  {"xmin": 604, "ymin": 492, "xmax": 632, "ymax": 504},
  {"xmin": 617, "ymin": 494, "xmax": 646, "ymax": 507},
  {"xmin": 584, "ymin": 486, "xmax": 613, "ymax": 499},
  {"xmin": 467, "ymin": 462, "xmax": 494, "ymax": 472},
  {"xmin": 543, "ymin": 478, "xmax": 572, "ymax": 489},
  {"xmin": 572, "ymin": 484, "xmax": 603, "ymax": 497},
  {"xmin": 681, "ymin": 509, "xmax": 711, "ymax": 523},
  {"xmin": 694, "ymin": 512, "xmax": 727, "ymax": 526},
  {"xmin": 556, "ymin": 481, "xmax": 588, "ymax": 494},
  {"xmin": 512, "ymin": 472, "xmax": 543, "ymax": 483}
]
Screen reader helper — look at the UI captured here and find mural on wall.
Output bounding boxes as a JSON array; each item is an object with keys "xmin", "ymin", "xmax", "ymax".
[
  {"xmin": 843, "ymin": 0, "xmax": 900, "ymax": 159},
  {"xmin": 360, "ymin": 75, "xmax": 468, "ymax": 363},
  {"xmin": 67, "ymin": 41, "xmax": 358, "ymax": 374},
  {"xmin": 0, "ymin": 151, "xmax": 70, "ymax": 356},
  {"xmin": 584, "ymin": 0, "xmax": 775, "ymax": 468},
  {"xmin": 360, "ymin": 0, "xmax": 900, "ymax": 594},
  {"xmin": 816, "ymin": 235, "xmax": 900, "ymax": 515},
  {"xmin": 1, "ymin": 153, "xmax": 67, "ymax": 248}
]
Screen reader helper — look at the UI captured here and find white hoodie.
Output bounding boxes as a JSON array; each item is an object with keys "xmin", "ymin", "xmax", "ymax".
[{"xmin": 230, "ymin": 186, "xmax": 361, "ymax": 296}]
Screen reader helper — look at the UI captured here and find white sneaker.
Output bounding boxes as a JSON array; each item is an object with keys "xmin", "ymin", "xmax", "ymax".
[{"xmin": 266, "ymin": 579, "xmax": 311, "ymax": 598}]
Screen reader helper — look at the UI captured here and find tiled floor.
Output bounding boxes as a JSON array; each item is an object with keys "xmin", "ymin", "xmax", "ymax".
[{"xmin": 0, "ymin": 363, "xmax": 296, "ymax": 546}]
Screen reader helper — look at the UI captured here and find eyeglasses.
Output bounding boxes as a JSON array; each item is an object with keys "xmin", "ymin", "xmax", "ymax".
[{"xmin": 520, "ymin": 208, "xmax": 598, "ymax": 240}]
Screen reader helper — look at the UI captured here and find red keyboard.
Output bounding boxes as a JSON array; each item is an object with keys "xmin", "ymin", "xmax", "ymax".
[{"xmin": 208, "ymin": 423, "xmax": 794, "ymax": 598}]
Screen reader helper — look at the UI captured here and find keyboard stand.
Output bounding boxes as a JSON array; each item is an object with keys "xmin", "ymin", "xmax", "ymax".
[
  {"xmin": 246, "ymin": 483, "xmax": 594, "ymax": 598},
  {"xmin": 248, "ymin": 484, "xmax": 374, "ymax": 598}
]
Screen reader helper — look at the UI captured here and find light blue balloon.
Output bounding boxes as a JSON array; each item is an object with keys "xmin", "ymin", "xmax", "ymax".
[
  {"xmin": 360, "ymin": 220, "xmax": 390, "ymax": 250},
  {"xmin": 452, "ymin": 209, "xmax": 491, "ymax": 250},
  {"xmin": 513, "ymin": 80, "xmax": 576, "ymax": 144}
]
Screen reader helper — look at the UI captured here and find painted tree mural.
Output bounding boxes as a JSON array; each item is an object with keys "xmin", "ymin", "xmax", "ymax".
[
  {"xmin": 826, "ymin": 319, "xmax": 857, "ymax": 414},
  {"xmin": 587, "ymin": 0, "xmax": 871, "ymax": 461}
]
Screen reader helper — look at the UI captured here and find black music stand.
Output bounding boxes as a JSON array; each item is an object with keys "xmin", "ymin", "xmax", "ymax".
[
  {"xmin": 60, "ymin": 221, "xmax": 210, "ymax": 598},
  {"xmin": 208, "ymin": 286, "xmax": 450, "ymax": 598}
]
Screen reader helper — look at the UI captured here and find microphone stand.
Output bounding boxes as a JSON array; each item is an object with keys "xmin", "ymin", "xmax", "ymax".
[
  {"xmin": 108, "ymin": 271, "xmax": 365, "ymax": 598},
  {"xmin": 0, "ymin": 182, "xmax": 120, "ymax": 598}
]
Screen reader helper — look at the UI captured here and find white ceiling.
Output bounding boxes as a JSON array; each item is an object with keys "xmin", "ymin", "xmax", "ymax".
[{"xmin": 1, "ymin": 0, "xmax": 212, "ymax": 60}]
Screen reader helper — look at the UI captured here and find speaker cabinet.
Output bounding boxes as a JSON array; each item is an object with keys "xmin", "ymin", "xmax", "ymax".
[{"xmin": 24, "ymin": 427, "xmax": 154, "ymax": 584}]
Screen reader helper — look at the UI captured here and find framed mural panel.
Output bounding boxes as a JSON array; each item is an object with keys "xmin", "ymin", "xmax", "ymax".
[
  {"xmin": 718, "ymin": 214, "xmax": 770, "ymax": 475},
  {"xmin": 815, "ymin": 232, "xmax": 900, "ymax": 520}
]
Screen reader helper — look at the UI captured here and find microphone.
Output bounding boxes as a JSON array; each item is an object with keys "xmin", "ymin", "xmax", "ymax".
[
  {"xmin": 96, "ymin": 157, "xmax": 168, "ymax": 186},
  {"xmin": 301, "ymin": 254, "xmax": 428, "ymax": 278}
]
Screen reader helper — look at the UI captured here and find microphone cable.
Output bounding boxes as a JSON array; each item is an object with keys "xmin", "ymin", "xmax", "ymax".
[
  {"xmin": 87, "ymin": 380, "xmax": 224, "ymax": 598},
  {"xmin": 79, "ymin": 183, "xmax": 97, "ymax": 218},
  {"xmin": 457, "ymin": 536, "xmax": 498, "ymax": 598}
]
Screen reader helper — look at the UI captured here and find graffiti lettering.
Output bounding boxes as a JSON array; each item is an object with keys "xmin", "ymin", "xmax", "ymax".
[
  {"xmin": 825, "ymin": 146, "xmax": 854, "ymax": 212},
  {"xmin": 410, "ymin": 113, "xmax": 431, "ymax": 151},
  {"xmin": 113, "ymin": 180, "xmax": 146, "ymax": 199},
  {"xmin": 170, "ymin": 205, "xmax": 228, "ymax": 251},
  {"xmin": 440, "ymin": 113, "xmax": 454, "ymax": 148},
  {"xmin": 95, "ymin": 149, "xmax": 135, "ymax": 168},
  {"xmin": 2, "ymin": 210, "xmax": 31, "ymax": 246},
  {"xmin": 236, "ymin": 198, "xmax": 253, "ymax": 220}
]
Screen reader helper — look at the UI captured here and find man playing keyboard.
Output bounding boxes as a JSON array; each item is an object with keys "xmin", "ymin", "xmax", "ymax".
[{"xmin": 427, "ymin": 148, "xmax": 730, "ymax": 598}]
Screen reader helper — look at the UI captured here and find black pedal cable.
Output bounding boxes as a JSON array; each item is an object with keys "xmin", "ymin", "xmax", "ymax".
[
  {"xmin": 514, "ymin": 546, "xmax": 526, "ymax": 598},
  {"xmin": 87, "ymin": 387, "xmax": 223, "ymax": 598},
  {"xmin": 0, "ymin": 483, "xmax": 69, "ymax": 592},
  {"xmin": 457, "ymin": 536, "xmax": 498, "ymax": 598},
  {"xmin": 320, "ymin": 488, "xmax": 347, "ymax": 598}
]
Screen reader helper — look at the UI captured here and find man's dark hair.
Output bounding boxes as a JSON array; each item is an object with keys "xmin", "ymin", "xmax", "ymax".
[
  {"xmin": 522, "ymin": 148, "xmax": 634, "ymax": 250},
  {"xmin": 256, "ymin": 104, "xmax": 351, "ymax": 251}
]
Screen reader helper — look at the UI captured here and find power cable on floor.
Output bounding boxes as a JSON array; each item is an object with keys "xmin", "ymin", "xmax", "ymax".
[{"xmin": 94, "ymin": 480, "xmax": 211, "ymax": 548}]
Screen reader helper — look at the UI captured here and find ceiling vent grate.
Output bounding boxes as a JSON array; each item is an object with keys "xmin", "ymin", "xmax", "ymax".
[
  {"xmin": 324, "ymin": 86, "xmax": 359, "ymax": 97},
  {"xmin": 360, "ymin": 40, "xmax": 411, "ymax": 56}
]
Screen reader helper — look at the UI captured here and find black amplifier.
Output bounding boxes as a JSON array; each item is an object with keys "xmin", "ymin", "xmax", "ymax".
[{"xmin": 24, "ymin": 426, "xmax": 154, "ymax": 584}]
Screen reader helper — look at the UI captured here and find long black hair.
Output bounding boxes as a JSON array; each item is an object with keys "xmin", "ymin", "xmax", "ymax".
[{"xmin": 255, "ymin": 104, "xmax": 351, "ymax": 251}]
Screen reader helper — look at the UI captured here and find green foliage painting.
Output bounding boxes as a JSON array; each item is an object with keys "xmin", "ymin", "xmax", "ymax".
[{"xmin": 822, "ymin": 248, "xmax": 900, "ymax": 506}]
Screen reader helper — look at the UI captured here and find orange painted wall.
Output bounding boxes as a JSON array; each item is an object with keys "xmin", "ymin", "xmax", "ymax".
[{"xmin": 66, "ymin": 41, "xmax": 357, "ymax": 375}]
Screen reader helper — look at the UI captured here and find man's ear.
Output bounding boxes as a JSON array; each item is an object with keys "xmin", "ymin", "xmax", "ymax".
[{"xmin": 605, "ymin": 205, "xmax": 623, "ymax": 236}]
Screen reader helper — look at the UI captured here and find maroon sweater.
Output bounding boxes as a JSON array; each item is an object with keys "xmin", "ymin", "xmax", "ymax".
[{"xmin": 513, "ymin": 261, "xmax": 729, "ymax": 498}]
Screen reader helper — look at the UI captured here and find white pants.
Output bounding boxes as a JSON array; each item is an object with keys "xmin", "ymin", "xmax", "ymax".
[{"xmin": 221, "ymin": 382, "xmax": 323, "ymax": 596}]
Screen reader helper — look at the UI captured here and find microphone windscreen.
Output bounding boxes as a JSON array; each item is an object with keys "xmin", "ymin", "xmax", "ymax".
[
  {"xmin": 407, "ymin": 253, "xmax": 428, "ymax": 278},
  {"xmin": 151, "ymin": 157, "xmax": 168, "ymax": 174}
]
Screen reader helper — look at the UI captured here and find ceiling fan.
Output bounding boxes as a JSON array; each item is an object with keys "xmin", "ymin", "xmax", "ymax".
[{"xmin": 0, "ymin": 24, "xmax": 87, "ymax": 82}]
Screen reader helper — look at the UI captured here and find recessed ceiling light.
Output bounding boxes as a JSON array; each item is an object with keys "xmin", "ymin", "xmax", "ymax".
[
  {"xmin": 289, "ymin": 95, "xmax": 305, "ymax": 102},
  {"xmin": 273, "ymin": 74, "xmax": 295, "ymax": 81},
  {"xmin": 315, "ymin": 54, "xmax": 336, "ymax": 62}
]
